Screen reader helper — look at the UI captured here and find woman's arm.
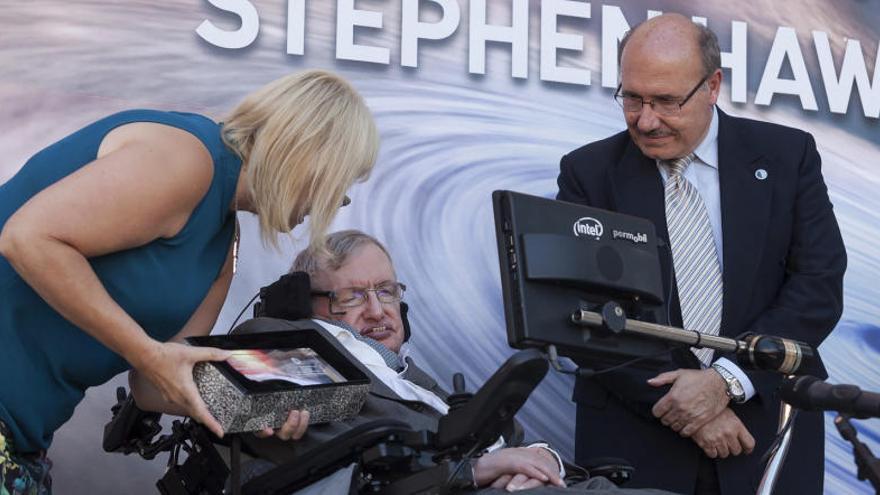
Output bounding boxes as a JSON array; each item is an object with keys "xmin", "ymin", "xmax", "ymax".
[
  {"xmin": 0, "ymin": 122, "xmax": 231, "ymax": 436},
  {"xmin": 129, "ymin": 237, "xmax": 236, "ymax": 417},
  {"xmin": 130, "ymin": 245, "xmax": 313, "ymax": 441}
]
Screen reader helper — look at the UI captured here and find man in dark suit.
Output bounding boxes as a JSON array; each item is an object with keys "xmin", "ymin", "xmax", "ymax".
[
  {"xmin": 556, "ymin": 13, "xmax": 846, "ymax": 495},
  {"xmin": 238, "ymin": 230, "xmax": 675, "ymax": 493}
]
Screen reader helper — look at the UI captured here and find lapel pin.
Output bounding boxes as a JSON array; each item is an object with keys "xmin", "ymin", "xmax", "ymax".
[{"xmin": 755, "ymin": 168, "xmax": 768, "ymax": 180}]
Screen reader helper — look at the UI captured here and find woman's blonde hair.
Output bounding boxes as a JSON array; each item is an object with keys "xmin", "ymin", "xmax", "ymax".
[{"xmin": 222, "ymin": 69, "xmax": 379, "ymax": 250}]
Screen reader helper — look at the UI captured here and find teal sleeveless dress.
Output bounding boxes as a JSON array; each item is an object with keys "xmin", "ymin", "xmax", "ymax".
[{"xmin": 0, "ymin": 110, "xmax": 241, "ymax": 452}]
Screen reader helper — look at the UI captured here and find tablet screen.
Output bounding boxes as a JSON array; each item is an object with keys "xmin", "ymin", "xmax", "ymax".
[{"xmin": 227, "ymin": 348, "xmax": 346, "ymax": 386}]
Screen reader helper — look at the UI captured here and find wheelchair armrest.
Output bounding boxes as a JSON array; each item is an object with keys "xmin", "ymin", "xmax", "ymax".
[
  {"xmin": 436, "ymin": 349, "xmax": 548, "ymax": 452},
  {"xmin": 102, "ymin": 387, "xmax": 163, "ymax": 456},
  {"xmin": 240, "ymin": 419, "xmax": 413, "ymax": 495}
]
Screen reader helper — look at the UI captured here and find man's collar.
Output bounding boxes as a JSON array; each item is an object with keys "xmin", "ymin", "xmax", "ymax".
[
  {"xmin": 314, "ymin": 317, "xmax": 404, "ymax": 371},
  {"xmin": 692, "ymin": 106, "xmax": 719, "ymax": 169}
]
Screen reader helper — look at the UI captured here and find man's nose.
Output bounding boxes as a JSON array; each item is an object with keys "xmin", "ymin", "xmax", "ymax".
[
  {"xmin": 363, "ymin": 292, "xmax": 384, "ymax": 318},
  {"xmin": 636, "ymin": 104, "xmax": 661, "ymax": 132}
]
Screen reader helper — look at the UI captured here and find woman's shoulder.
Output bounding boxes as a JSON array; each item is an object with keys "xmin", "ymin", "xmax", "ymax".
[
  {"xmin": 93, "ymin": 109, "xmax": 240, "ymax": 222},
  {"xmin": 100, "ymin": 109, "xmax": 219, "ymax": 139},
  {"xmin": 101, "ymin": 109, "xmax": 216, "ymax": 125},
  {"xmin": 97, "ymin": 109, "xmax": 231, "ymax": 160}
]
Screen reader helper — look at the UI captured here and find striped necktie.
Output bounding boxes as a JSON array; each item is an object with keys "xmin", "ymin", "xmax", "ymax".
[{"xmin": 664, "ymin": 154, "xmax": 723, "ymax": 366}]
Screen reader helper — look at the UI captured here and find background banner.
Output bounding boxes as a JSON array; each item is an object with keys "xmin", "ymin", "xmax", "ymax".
[{"xmin": 1, "ymin": 1, "xmax": 877, "ymax": 492}]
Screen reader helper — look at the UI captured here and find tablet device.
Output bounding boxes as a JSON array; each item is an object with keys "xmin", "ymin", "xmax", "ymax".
[{"xmin": 187, "ymin": 327, "xmax": 371, "ymax": 434}]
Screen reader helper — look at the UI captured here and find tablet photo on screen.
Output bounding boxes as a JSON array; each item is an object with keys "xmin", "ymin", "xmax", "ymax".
[{"xmin": 227, "ymin": 348, "xmax": 346, "ymax": 387}]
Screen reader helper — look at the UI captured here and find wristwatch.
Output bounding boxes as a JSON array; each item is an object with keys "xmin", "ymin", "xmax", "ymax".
[{"xmin": 711, "ymin": 363, "xmax": 746, "ymax": 404}]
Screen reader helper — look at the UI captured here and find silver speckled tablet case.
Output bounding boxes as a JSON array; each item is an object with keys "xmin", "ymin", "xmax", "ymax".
[{"xmin": 193, "ymin": 361, "xmax": 369, "ymax": 434}]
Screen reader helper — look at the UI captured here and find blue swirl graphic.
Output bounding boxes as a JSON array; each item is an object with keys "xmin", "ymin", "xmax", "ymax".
[{"xmin": 0, "ymin": 1, "xmax": 878, "ymax": 493}]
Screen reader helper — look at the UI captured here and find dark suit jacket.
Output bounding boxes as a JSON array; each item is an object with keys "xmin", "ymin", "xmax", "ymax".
[{"xmin": 556, "ymin": 109, "xmax": 846, "ymax": 494}]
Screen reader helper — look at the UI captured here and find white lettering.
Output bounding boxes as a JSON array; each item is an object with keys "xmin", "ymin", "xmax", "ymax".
[
  {"xmin": 813, "ymin": 31, "xmax": 880, "ymax": 118},
  {"xmin": 540, "ymin": 0, "xmax": 591, "ymax": 86},
  {"xmin": 287, "ymin": 0, "xmax": 305, "ymax": 55},
  {"xmin": 336, "ymin": 0, "xmax": 389, "ymax": 64},
  {"xmin": 600, "ymin": 5, "xmax": 629, "ymax": 88},
  {"xmin": 574, "ymin": 218, "xmax": 603, "ymax": 238},
  {"xmin": 469, "ymin": 0, "xmax": 529, "ymax": 78},
  {"xmin": 194, "ymin": 5, "xmax": 876, "ymax": 120},
  {"xmin": 755, "ymin": 27, "xmax": 818, "ymax": 111},
  {"xmin": 578, "ymin": 224, "xmax": 600, "ymax": 236},
  {"xmin": 196, "ymin": 0, "xmax": 259, "ymax": 50},
  {"xmin": 721, "ymin": 21, "xmax": 748, "ymax": 103},
  {"xmin": 401, "ymin": 0, "xmax": 461, "ymax": 68},
  {"xmin": 613, "ymin": 230, "xmax": 648, "ymax": 244}
]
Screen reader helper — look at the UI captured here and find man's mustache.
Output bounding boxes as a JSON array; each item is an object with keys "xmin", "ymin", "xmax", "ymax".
[{"xmin": 641, "ymin": 129, "xmax": 674, "ymax": 138}]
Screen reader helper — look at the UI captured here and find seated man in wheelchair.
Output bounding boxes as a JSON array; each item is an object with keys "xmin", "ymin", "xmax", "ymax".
[
  {"xmin": 228, "ymin": 229, "xmax": 676, "ymax": 494},
  {"xmin": 105, "ymin": 229, "xmax": 677, "ymax": 494}
]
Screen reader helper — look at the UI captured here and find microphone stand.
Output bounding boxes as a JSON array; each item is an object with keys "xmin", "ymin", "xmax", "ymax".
[
  {"xmin": 756, "ymin": 399, "xmax": 794, "ymax": 495},
  {"xmin": 570, "ymin": 302, "xmax": 810, "ymax": 495},
  {"xmin": 835, "ymin": 414, "xmax": 880, "ymax": 494}
]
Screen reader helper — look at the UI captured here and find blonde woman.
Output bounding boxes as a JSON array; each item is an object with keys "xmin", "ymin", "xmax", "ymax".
[{"xmin": 0, "ymin": 69, "xmax": 378, "ymax": 492}]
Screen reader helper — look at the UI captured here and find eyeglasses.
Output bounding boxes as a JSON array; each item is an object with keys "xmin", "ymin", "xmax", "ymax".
[
  {"xmin": 614, "ymin": 75, "xmax": 709, "ymax": 116},
  {"xmin": 312, "ymin": 282, "xmax": 406, "ymax": 311}
]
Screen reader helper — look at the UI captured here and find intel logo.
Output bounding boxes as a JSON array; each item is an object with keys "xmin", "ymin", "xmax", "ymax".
[{"xmin": 573, "ymin": 217, "xmax": 603, "ymax": 240}]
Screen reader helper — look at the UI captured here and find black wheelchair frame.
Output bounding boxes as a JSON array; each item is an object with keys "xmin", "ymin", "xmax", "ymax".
[{"xmin": 104, "ymin": 347, "xmax": 633, "ymax": 494}]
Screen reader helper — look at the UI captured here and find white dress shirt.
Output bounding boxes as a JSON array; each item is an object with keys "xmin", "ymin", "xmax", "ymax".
[
  {"xmin": 312, "ymin": 319, "xmax": 450, "ymax": 415},
  {"xmin": 655, "ymin": 108, "xmax": 756, "ymax": 401},
  {"xmin": 312, "ymin": 319, "xmax": 565, "ymax": 477}
]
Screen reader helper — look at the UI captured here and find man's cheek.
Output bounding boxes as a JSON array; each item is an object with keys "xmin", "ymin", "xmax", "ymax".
[{"xmin": 342, "ymin": 311, "xmax": 363, "ymax": 328}]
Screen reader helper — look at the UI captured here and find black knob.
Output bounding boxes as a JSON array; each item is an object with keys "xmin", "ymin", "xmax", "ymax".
[
  {"xmin": 447, "ymin": 373, "xmax": 472, "ymax": 411},
  {"xmin": 453, "ymin": 373, "xmax": 466, "ymax": 394}
]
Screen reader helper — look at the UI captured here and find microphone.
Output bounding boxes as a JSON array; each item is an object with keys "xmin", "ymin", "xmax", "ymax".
[
  {"xmin": 735, "ymin": 333, "xmax": 816, "ymax": 374},
  {"xmin": 779, "ymin": 376, "xmax": 880, "ymax": 419}
]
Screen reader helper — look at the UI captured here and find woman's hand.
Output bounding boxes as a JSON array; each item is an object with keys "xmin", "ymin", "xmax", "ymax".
[
  {"xmin": 254, "ymin": 410, "xmax": 311, "ymax": 441},
  {"xmin": 132, "ymin": 340, "xmax": 231, "ymax": 438}
]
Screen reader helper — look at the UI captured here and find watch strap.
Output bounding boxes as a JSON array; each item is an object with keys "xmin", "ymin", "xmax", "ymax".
[{"xmin": 712, "ymin": 363, "xmax": 746, "ymax": 403}]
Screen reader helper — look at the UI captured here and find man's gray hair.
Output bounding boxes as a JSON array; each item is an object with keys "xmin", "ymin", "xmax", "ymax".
[
  {"xmin": 618, "ymin": 20, "xmax": 721, "ymax": 77},
  {"xmin": 291, "ymin": 229, "xmax": 394, "ymax": 283}
]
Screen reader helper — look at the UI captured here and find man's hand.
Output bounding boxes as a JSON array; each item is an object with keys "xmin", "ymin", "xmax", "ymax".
[
  {"xmin": 649, "ymin": 368, "xmax": 729, "ymax": 437},
  {"xmin": 473, "ymin": 447, "xmax": 565, "ymax": 491},
  {"xmin": 254, "ymin": 410, "xmax": 310, "ymax": 441},
  {"xmin": 692, "ymin": 408, "xmax": 756, "ymax": 458}
]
